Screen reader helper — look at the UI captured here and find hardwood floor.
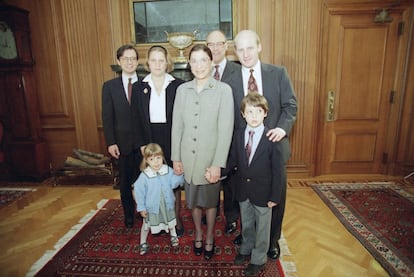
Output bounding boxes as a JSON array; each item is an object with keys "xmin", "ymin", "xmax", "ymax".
[{"xmin": 0, "ymin": 175, "xmax": 412, "ymax": 277}]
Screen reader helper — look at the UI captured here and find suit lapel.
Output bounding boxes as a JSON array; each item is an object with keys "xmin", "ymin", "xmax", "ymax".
[
  {"xmin": 231, "ymin": 71, "xmax": 244, "ymax": 107},
  {"xmin": 141, "ymin": 83, "xmax": 151, "ymax": 122},
  {"xmin": 165, "ymin": 81, "xmax": 176, "ymax": 121},
  {"xmin": 236, "ymin": 131, "xmax": 249, "ymax": 167},
  {"xmin": 221, "ymin": 62, "xmax": 236, "ymax": 81},
  {"xmin": 261, "ymin": 64, "xmax": 274, "ymax": 99},
  {"xmin": 117, "ymin": 77, "xmax": 131, "ymax": 106}
]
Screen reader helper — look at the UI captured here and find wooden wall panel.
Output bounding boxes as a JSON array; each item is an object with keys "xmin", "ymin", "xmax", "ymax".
[
  {"xmin": 4, "ymin": 0, "xmax": 413, "ymax": 176},
  {"xmin": 274, "ymin": 0, "xmax": 321, "ymax": 176},
  {"xmin": 238, "ymin": 0, "xmax": 322, "ymax": 176}
]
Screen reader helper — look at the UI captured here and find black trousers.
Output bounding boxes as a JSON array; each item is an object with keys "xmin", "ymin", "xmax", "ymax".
[
  {"xmin": 269, "ymin": 166, "xmax": 287, "ymax": 249},
  {"xmin": 118, "ymin": 149, "xmax": 141, "ymax": 221},
  {"xmin": 223, "ymin": 176, "xmax": 240, "ymax": 223}
]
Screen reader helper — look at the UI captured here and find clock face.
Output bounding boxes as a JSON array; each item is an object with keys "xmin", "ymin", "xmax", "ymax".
[{"xmin": 0, "ymin": 21, "xmax": 18, "ymax": 60}]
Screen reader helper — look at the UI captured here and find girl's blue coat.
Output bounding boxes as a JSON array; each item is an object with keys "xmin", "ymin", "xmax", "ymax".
[{"xmin": 133, "ymin": 164, "xmax": 184, "ymax": 214}]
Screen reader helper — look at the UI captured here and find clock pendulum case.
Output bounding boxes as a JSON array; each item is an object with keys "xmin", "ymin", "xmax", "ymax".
[{"xmin": 0, "ymin": 3, "xmax": 50, "ymax": 179}]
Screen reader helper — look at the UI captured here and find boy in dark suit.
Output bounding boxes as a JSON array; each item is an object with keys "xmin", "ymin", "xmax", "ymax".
[
  {"xmin": 102, "ymin": 44, "xmax": 142, "ymax": 228},
  {"xmin": 228, "ymin": 93, "xmax": 284, "ymax": 276}
]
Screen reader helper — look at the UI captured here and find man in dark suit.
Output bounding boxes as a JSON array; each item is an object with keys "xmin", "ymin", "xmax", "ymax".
[
  {"xmin": 102, "ymin": 44, "xmax": 143, "ymax": 228},
  {"xmin": 227, "ymin": 30, "xmax": 297, "ymax": 260},
  {"xmin": 206, "ymin": 30, "xmax": 241, "ymax": 235}
]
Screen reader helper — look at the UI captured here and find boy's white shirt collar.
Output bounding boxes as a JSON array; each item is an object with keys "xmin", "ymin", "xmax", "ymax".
[
  {"xmin": 246, "ymin": 123, "xmax": 265, "ymax": 135},
  {"xmin": 143, "ymin": 164, "xmax": 168, "ymax": 178}
]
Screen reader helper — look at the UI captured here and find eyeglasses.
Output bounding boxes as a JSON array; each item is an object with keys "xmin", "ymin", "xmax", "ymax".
[
  {"xmin": 120, "ymin": 56, "xmax": 138, "ymax": 62},
  {"xmin": 189, "ymin": 58, "xmax": 210, "ymax": 66},
  {"xmin": 206, "ymin": 41, "xmax": 226, "ymax": 48}
]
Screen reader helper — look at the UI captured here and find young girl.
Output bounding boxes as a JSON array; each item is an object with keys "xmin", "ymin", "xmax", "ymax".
[{"xmin": 133, "ymin": 143, "xmax": 184, "ymax": 255}]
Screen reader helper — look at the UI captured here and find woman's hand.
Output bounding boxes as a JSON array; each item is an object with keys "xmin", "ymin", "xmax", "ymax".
[
  {"xmin": 140, "ymin": 211, "xmax": 147, "ymax": 218},
  {"xmin": 205, "ymin": 166, "xmax": 220, "ymax": 183}
]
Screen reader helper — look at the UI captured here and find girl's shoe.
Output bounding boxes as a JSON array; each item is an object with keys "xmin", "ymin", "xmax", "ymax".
[
  {"xmin": 171, "ymin": 236, "xmax": 179, "ymax": 247},
  {"xmin": 193, "ymin": 240, "xmax": 203, "ymax": 256},
  {"xmin": 204, "ymin": 240, "xmax": 215, "ymax": 260},
  {"xmin": 139, "ymin": 242, "xmax": 149, "ymax": 255}
]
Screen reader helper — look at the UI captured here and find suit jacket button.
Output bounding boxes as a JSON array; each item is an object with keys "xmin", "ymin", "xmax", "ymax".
[{"xmin": 246, "ymin": 178, "xmax": 251, "ymax": 182}]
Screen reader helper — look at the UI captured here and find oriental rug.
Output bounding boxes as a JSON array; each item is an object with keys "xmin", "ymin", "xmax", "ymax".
[
  {"xmin": 27, "ymin": 199, "xmax": 286, "ymax": 277},
  {"xmin": 0, "ymin": 187, "xmax": 36, "ymax": 208},
  {"xmin": 312, "ymin": 182, "xmax": 414, "ymax": 277}
]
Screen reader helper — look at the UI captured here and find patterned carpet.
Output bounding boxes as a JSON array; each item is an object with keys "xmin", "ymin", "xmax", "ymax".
[
  {"xmin": 312, "ymin": 182, "xmax": 414, "ymax": 277},
  {"xmin": 28, "ymin": 199, "xmax": 285, "ymax": 277},
  {"xmin": 0, "ymin": 187, "xmax": 36, "ymax": 208}
]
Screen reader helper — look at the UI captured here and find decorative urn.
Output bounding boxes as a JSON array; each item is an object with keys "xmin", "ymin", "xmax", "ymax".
[{"xmin": 164, "ymin": 30, "xmax": 197, "ymax": 63}]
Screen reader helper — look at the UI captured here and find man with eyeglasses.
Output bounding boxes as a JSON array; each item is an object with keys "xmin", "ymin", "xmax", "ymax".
[
  {"xmin": 102, "ymin": 44, "xmax": 143, "ymax": 228},
  {"xmin": 206, "ymin": 30, "xmax": 241, "ymax": 237}
]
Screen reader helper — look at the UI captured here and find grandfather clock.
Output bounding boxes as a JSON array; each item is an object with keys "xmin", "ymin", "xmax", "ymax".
[{"xmin": 0, "ymin": 3, "xmax": 50, "ymax": 179}]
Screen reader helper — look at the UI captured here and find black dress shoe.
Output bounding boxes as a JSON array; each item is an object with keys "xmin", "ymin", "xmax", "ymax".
[
  {"xmin": 225, "ymin": 221, "xmax": 237, "ymax": 234},
  {"xmin": 267, "ymin": 242, "xmax": 280, "ymax": 260},
  {"xmin": 234, "ymin": 253, "xmax": 250, "ymax": 265},
  {"xmin": 244, "ymin": 263, "xmax": 265, "ymax": 276},
  {"xmin": 193, "ymin": 240, "xmax": 203, "ymax": 256},
  {"xmin": 204, "ymin": 241, "xmax": 215, "ymax": 260},
  {"xmin": 124, "ymin": 217, "xmax": 134, "ymax": 228},
  {"xmin": 233, "ymin": 234, "xmax": 243, "ymax": 245}
]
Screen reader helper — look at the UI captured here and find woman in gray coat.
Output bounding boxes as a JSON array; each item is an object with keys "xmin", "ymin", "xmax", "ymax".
[{"xmin": 171, "ymin": 44, "xmax": 234, "ymax": 260}]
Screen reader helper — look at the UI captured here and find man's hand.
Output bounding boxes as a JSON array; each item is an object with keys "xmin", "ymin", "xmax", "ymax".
[
  {"xmin": 108, "ymin": 144, "xmax": 120, "ymax": 159},
  {"xmin": 266, "ymin": 127, "xmax": 286, "ymax": 142},
  {"xmin": 140, "ymin": 211, "xmax": 147, "ymax": 218},
  {"xmin": 267, "ymin": 201, "xmax": 278, "ymax": 208}
]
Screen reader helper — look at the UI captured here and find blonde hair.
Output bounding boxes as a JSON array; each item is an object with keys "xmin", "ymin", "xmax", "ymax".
[{"xmin": 139, "ymin": 143, "xmax": 166, "ymax": 171}]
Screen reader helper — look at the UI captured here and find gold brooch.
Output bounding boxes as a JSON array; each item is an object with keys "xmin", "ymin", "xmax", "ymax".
[{"xmin": 144, "ymin": 88, "xmax": 148, "ymax": 94}]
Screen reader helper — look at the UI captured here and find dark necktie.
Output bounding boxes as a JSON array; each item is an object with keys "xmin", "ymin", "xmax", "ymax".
[
  {"xmin": 214, "ymin": 65, "xmax": 220, "ymax": 80},
  {"xmin": 127, "ymin": 77, "xmax": 132, "ymax": 105},
  {"xmin": 246, "ymin": 130, "xmax": 255, "ymax": 164},
  {"xmin": 248, "ymin": 69, "xmax": 258, "ymax": 94}
]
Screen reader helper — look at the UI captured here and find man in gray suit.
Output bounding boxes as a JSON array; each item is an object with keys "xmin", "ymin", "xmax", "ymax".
[
  {"xmin": 226, "ymin": 30, "xmax": 297, "ymax": 260},
  {"xmin": 206, "ymin": 30, "xmax": 241, "ymax": 235}
]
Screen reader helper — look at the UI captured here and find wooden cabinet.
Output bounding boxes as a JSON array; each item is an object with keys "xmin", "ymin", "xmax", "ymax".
[{"xmin": 0, "ymin": 4, "xmax": 50, "ymax": 179}]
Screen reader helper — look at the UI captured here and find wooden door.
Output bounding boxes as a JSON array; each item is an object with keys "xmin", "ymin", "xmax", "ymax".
[{"xmin": 318, "ymin": 6, "xmax": 402, "ymax": 174}]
